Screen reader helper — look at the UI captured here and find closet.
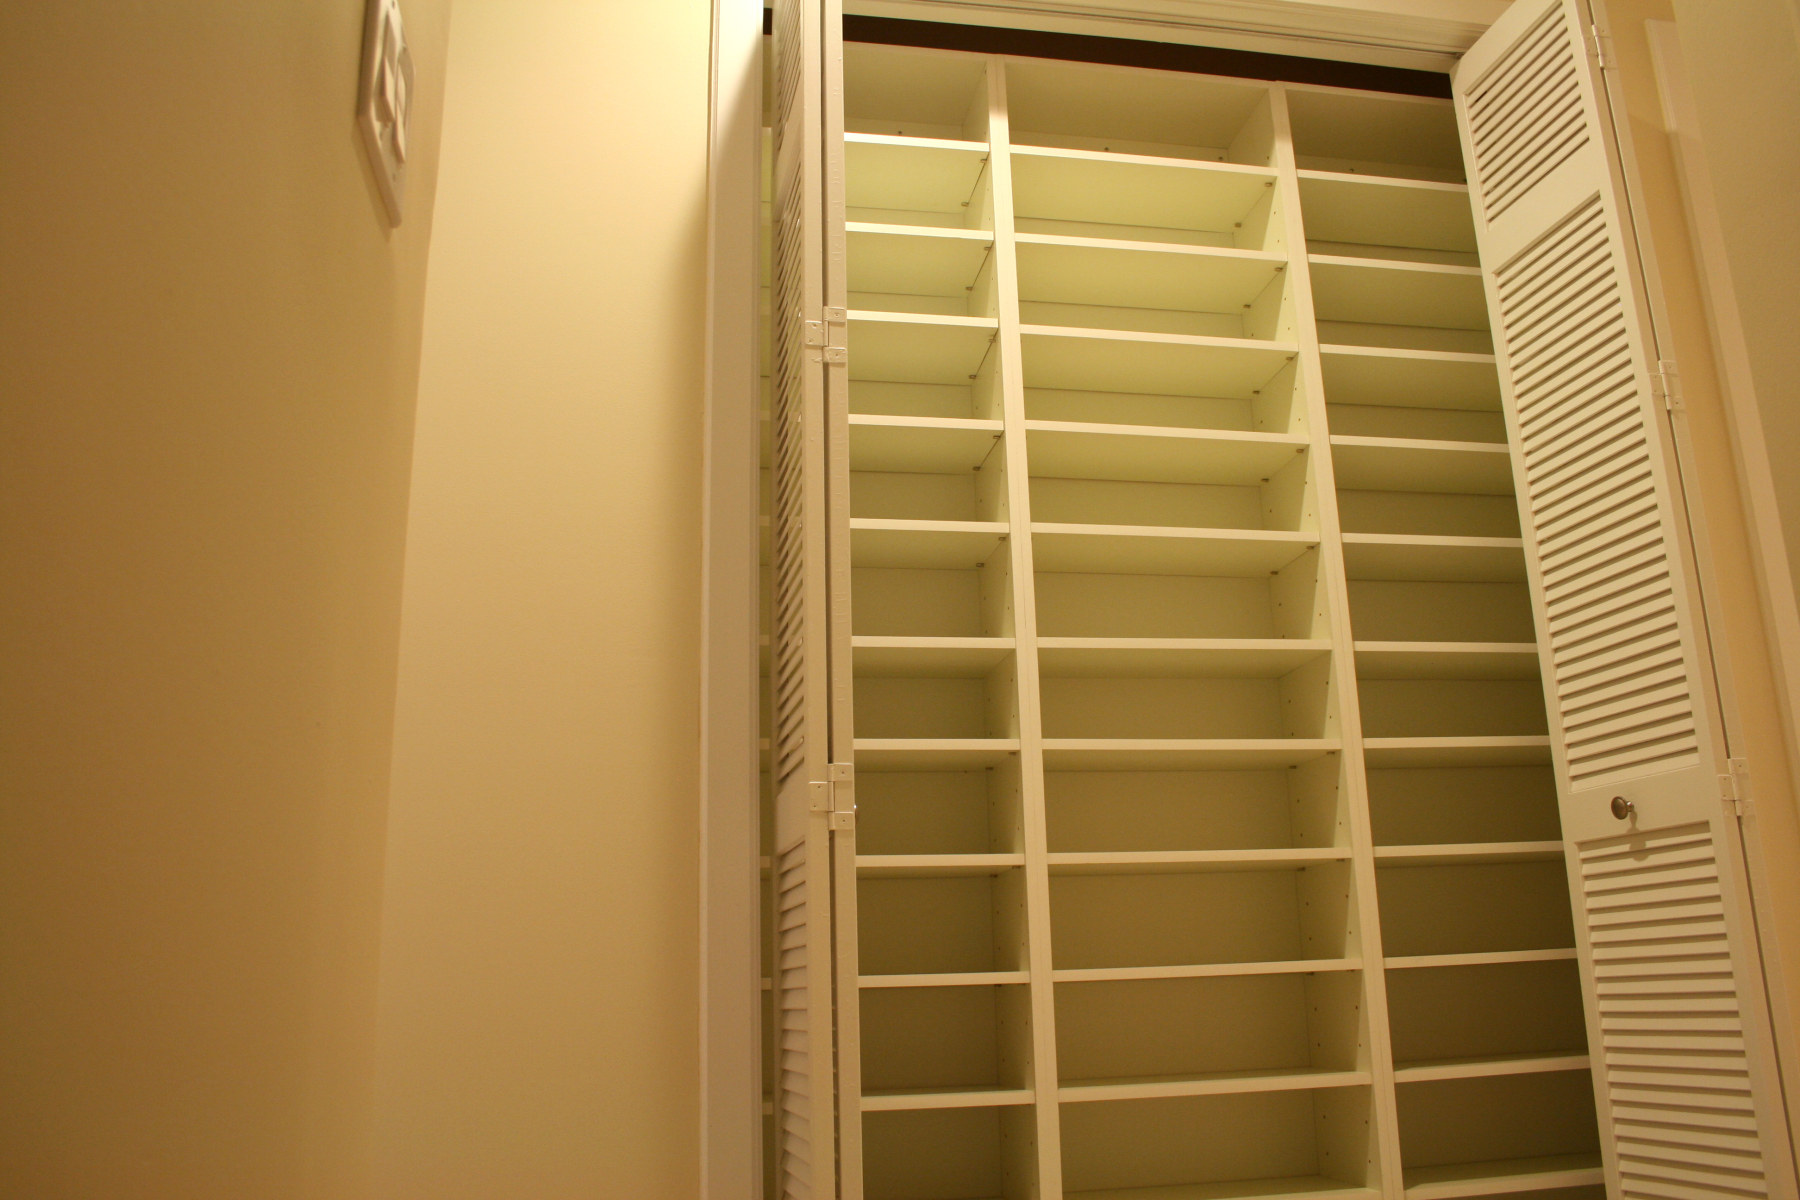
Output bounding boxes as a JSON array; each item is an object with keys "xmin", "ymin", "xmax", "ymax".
[{"xmin": 758, "ymin": 2, "xmax": 1797, "ymax": 1198}]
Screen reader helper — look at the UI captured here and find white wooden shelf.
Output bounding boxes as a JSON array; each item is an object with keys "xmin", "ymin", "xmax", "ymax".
[
  {"xmin": 860, "ymin": 1084, "xmax": 1034, "ymax": 1112},
  {"xmin": 1317, "ymin": 346, "xmax": 1500, "ymax": 411},
  {"xmin": 1296, "ymin": 171, "xmax": 1476, "ymax": 264},
  {"xmin": 1374, "ymin": 843, "xmax": 1564, "ymax": 867},
  {"xmin": 1027, "ymin": 422, "xmax": 1307, "ymax": 485},
  {"xmin": 1400, "ymin": 1153, "xmax": 1605, "ymax": 1200},
  {"xmin": 848, "ymin": 311, "xmax": 996, "ymax": 385},
  {"xmin": 1034, "ymin": 525, "xmax": 1319, "ymax": 576},
  {"xmin": 1021, "ymin": 327, "xmax": 1297, "ymax": 397},
  {"xmin": 1052, "ymin": 958, "xmax": 1363, "ymax": 985},
  {"xmin": 1286, "ymin": 88, "xmax": 1465, "ymax": 184},
  {"xmin": 847, "ymin": 223, "xmax": 994, "ymax": 308},
  {"xmin": 845, "ymin": 132, "xmax": 990, "ymax": 222},
  {"xmin": 1041, "ymin": 740, "xmax": 1342, "ymax": 771},
  {"xmin": 1354, "ymin": 642, "xmax": 1539, "ymax": 680},
  {"xmin": 852, "ymin": 636, "xmax": 1014, "ymax": 676},
  {"xmin": 853, "ymin": 739, "xmax": 1020, "ymax": 770},
  {"xmin": 858, "ymin": 854, "xmax": 1024, "ymax": 878},
  {"xmin": 1362, "ymin": 737, "xmax": 1552, "ymax": 768},
  {"xmin": 1309, "ymin": 256, "xmax": 1489, "ymax": 332},
  {"xmin": 1340, "ymin": 533, "xmax": 1526, "ymax": 583},
  {"xmin": 1392, "ymin": 1052, "xmax": 1590, "ymax": 1084},
  {"xmin": 848, "ymin": 414, "xmax": 1004, "ymax": 473},
  {"xmin": 1016, "ymin": 235, "xmax": 1285, "ymax": 314},
  {"xmin": 850, "ymin": 518, "xmax": 1008, "ymax": 569},
  {"xmin": 1047, "ymin": 848, "xmax": 1351, "ymax": 875},
  {"xmin": 1011, "ymin": 146, "xmax": 1278, "ymax": 247},
  {"xmin": 1330, "ymin": 436, "xmax": 1513, "ymax": 495},
  {"xmin": 1059, "ymin": 1066, "xmax": 1370, "ymax": 1103},
  {"xmin": 1067, "ymin": 1180, "xmax": 1379, "ymax": 1200},
  {"xmin": 1385, "ymin": 949, "xmax": 1578, "ymax": 971},
  {"xmin": 1038, "ymin": 638, "xmax": 1331, "ymax": 678},
  {"xmin": 860, "ymin": 970, "xmax": 1031, "ymax": 989}
]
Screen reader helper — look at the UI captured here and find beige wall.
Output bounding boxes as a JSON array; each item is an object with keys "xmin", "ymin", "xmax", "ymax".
[
  {"xmin": 368, "ymin": 2, "xmax": 712, "ymax": 1196},
  {"xmin": 0, "ymin": 3, "xmax": 449, "ymax": 1198}
]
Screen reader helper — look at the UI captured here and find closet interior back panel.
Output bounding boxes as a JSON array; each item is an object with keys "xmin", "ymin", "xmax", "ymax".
[{"xmin": 762, "ymin": 34, "xmax": 1603, "ymax": 1200}]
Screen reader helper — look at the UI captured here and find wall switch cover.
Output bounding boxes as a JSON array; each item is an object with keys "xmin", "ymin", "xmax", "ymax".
[{"xmin": 357, "ymin": 0, "xmax": 413, "ymax": 225}]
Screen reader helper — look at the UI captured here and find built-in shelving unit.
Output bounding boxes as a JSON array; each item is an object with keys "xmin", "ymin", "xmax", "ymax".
[{"xmin": 761, "ymin": 35, "xmax": 1599, "ymax": 1200}]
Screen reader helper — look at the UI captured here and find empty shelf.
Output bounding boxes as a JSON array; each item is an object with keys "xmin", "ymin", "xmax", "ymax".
[
  {"xmin": 1034, "ymin": 525, "xmax": 1319, "ymax": 576},
  {"xmin": 853, "ymin": 739, "xmax": 1020, "ymax": 770},
  {"xmin": 1038, "ymin": 638, "xmax": 1332, "ymax": 678},
  {"xmin": 849, "ymin": 415, "xmax": 1004, "ymax": 473},
  {"xmin": 1386, "ymin": 949, "xmax": 1578, "ymax": 971},
  {"xmin": 1375, "ymin": 843, "xmax": 1564, "ymax": 867},
  {"xmin": 1341, "ymin": 534, "xmax": 1526, "ymax": 583},
  {"xmin": 860, "ymin": 1085, "xmax": 1034, "ymax": 1112},
  {"xmin": 858, "ymin": 854, "xmax": 1024, "ymax": 878},
  {"xmin": 1401, "ymin": 1153, "xmax": 1604, "ymax": 1200},
  {"xmin": 847, "ymin": 223, "xmax": 993, "ymax": 297},
  {"xmin": 1027, "ymin": 422, "xmax": 1307, "ymax": 484},
  {"xmin": 1296, "ymin": 171, "xmax": 1476, "ymax": 259},
  {"xmin": 1330, "ymin": 436, "xmax": 1513, "ymax": 495},
  {"xmin": 1354, "ymin": 642, "xmax": 1539, "ymax": 679},
  {"xmin": 1048, "ymin": 848, "xmax": 1351, "ymax": 875},
  {"xmin": 1318, "ymin": 346, "xmax": 1500, "ymax": 411},
  {"xmin": 1393, "ymin": 1052, "xmax": 1590, "ymax": 1084},
  {"xmin": 1060, "ymin": 1066, "xmax": 1370, "ymax": 1104},
  {"xmin": 851, "ymin": 518, "xmax": 1008, "ymax": 568},
  {"xmin": 1022, "ymin": 327, "xmax": 1296, "ymax": 398},
  {"xmin": 1010, "ymin": 146, "xmax": 1277, "ymax": 239},
  {"xmin": 1362, "ymin": 737, "xmax": 1551, "ymax": 768},
  {"xmin": 861, "ymin": 970, "xmax": 1031, "ymax": 989},
  {"xmin": 1042, "ymin": 740, "xmax": 1341, "ymax": 771},
  {"xmin": 1309, "ymin": 257, "xmax": 1489, "ymax": 331},
  {"xmin": 848, "ymin": 312, "xmax": 997, "ymax": 384},
  {"xmin": 1016, "ymin": 235, "xmax": 1285, "ymax": 312},
  {"xmin": 845, "ymin": 133, "xmax": 990, "ymax": 218},
  {"xmin": 1069, "ymin": 1179, "xmax": 1379, "ymax": 1200},
  {"xmin": 1053, "ymin": 958, "xmax": 1363, "ymax": 985},
  {"xmin": 852, "ymin": 636, "xmax": 1014, "ymax": 676}
]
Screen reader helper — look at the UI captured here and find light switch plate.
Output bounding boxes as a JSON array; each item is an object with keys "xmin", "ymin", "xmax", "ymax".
[{"xmin": 357, "ymin": 0, "xmax": 413, "ymax": 225}]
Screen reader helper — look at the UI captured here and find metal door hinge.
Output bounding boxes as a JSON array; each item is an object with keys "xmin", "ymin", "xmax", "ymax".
[
  {"xmin": 805, "ymin": 307, "xmax": 848, "ymax": 365},
  {"xmin": 1652, "ymin": 359, "xmax": 1683, "ymax": 413},
  {"xmin": 1589, "ymin": 22, "xmax": 1613, "ymax": 70},
  {"xmin": 811, "ymin": 762, "xmax": 856, "ymax": 830},
  {"xmin": 1722, "ymin": 757, "xmax": 1752, "ymax": 818}
]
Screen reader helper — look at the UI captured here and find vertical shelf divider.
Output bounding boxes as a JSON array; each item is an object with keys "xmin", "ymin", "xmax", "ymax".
[
  {"xmin": 1266, "ymin": 84, "xmax": 1406, "ymax": 1200},
  {"xmin": 984, "ymin": 55, "xmax": 1065, "ymax": 1199}
]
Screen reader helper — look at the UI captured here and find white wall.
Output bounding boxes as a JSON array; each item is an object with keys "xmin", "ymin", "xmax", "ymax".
[{"xmin": 369, "ymin": 2, "xmax": 712, "ymax": 1195}]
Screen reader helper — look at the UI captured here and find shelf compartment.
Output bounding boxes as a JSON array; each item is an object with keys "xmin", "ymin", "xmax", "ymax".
[
  {"xmin": 1395, "ymin": 1075, "xmax": 1602, "ymax": 1198},
  {"xmin": 1367, "ymin": 764, "xmax": 1562, "ymax": 848},
  {"xmin": 1037, "ymin": 546, "xmax": 1327, "ymax": 640},
  {"xmin": 1063, "ymin": 1067, "xmax": 1370, "ymax": 1104},
  {"xmin": 1359, "ymin": 678, "xmax": 1547, "ymax": 740},
  {"xmin": 1059, "ymin": 1089, "xmax": 1380, "ymax": 1199},
  {"xmin": 1348, "ymin": 578, "xmax": 1536, "ymax": 643},
  {"xmin": 863, "ymin": 1105, "xmax": 1038, "ymax": 1200},
  {"xmin": 853, "ymin": 636, "xmax": 1015, "ymax": 677},
  {"xmin": 1362, "ymin": 738, "xmax": 1552, "ymax": 769},
  {"xmin": 1387, "ymin": 957, "xmax": 1588, "ymax": 1079},
  {"xmin": 1031, "ymin": 453, "xmax": 1313, "ymax": 535},
  {"xmin": 846, "ymin": 133, "xmax": 991, "ymax": 229},
  {"xmin": 1385, "ymin": 949, "xmax": 1578, "ymax": 972},
  {"xmin": 1324, "ymin": 402, "xmax": 1506, "ymax": 445},
  {"xmin": 1034, "ymin": 526, "xmax": 1319, "ymax": 577},
  {"xmin": 848, "ymin": 225, "xmax": 996, "ymax": 316},
  {"xmin": 854, "ymin": 740, "xmax": 1021, "ymax": 771},
  {"xmin": 1027, "ymin": 422, "xmax": 1308, "ymax": 485},
  {"xmin": 1047, "ymin": 755, "xmax": 1349, "ymax": 854},
  {"xmin": 860, "ymin": 854, "xmax": 1026, "ymax": 878},
  {"xmin": 1004, "ymin": 59, "xmax": 1276, "ymax": 163},
  {"xmin": 859, "ymin": 867, "xmax": 1027, "ymax": 977},
  {"xmin": 850, "ymin": 415, "xmax": 1004, "ymax": 474},
  {"xmin": 1354, "ymin": 643, "xmax": 1539, "ymax": 680},
  {"xmin": 1049, "ymin": 848, "xmax": 1351, "ymax": 875},
  {"xmin": 1374, "ymin": 843, "xmax": 1563, "ymax": 867},
  {"xmin": 845, "ymin": 42, "xmax": 991, "ymax": 141},
  {"xmin": 1021, "ymin": 327, "xmax": 1296, "ymax": 399},
  {"xmin": 1377, "ymin": 861, "xmax": 1576, "ymax": 960},
  {"xmin": 854, "ymin": 650, "xmax": 1020, "ymax": 740},
  {"xmin": 849, "ymin": 312, "xmax": 997, "ymax": 385},
  {"xmin": 863, "ymin": 970, "xmax": 1031, "ymax": 990},
  {"xmin": 1310, "ymin": 257, "xmax": 1489, "ymax": 334},
  {"xmin": 1337, "ymin": 489, "xmax": 1520, "ymax": 542},
  {"xmin": 1318, "ymin": 347, "xmax": 1500, "ymax": 412},
  {"xmin": 1053, "ymin": 958, "xmax": 1363, "ymax": 986},
  {"xmin": 1039, "ymin": 638, "xmax": 1331, "ymax": 678},
  {"xmin": 851, "ymin": 518, "xmax": 1008, "ymax": 569},
  {"xmin": 1286, "ymin": 88, "xmax": 1465, "ymax": 183},
  {"xmin": 853, "ymin": 559, "xmax": 1013, "ymax": 639},
  {"xmin": 861, "ymin": 981, "xmax": 1030, "ymax": 1100},
  {"xmin": 1016, "ymin": 237, "xmax": 1290, "ymax": 339},
  {"xmin": 1051, "ymin": 862, "xmax": 1354, "ymax": 972},
  {"xmin": 1296, "ymin": 172, "xmax": 1476, "ymax": 266},
  {"xmin": 1330, "ymin": 437, "xmax": 1514, "ymax": 496},
  {"xmin": 1011, "ymin": 147, "xmax": 1281, "ymax": 252},
  {"xmin": 1401, "ymin": 1154, "xmax": 1604, "ymax": 1200},
  {"xmin": 1041, "ymin": 655, "xmax": 1338, "ymax": 742},
  {"xmin": 1340, "ymin": 534, "xmax": 1526, "ymax": 583},
  {"xmin": 1042, "ymin": 741, "xmax": 1343, "ymax": 771}
]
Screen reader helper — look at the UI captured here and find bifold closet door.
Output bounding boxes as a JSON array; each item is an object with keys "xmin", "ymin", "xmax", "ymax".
[
  {"xmin": 1455, "ymin": 2, "xmax": 1797, "ymax": 1196},
  {"xmin": 771, "ymin": 0, "xmax": 859, "ymax": 1196}
]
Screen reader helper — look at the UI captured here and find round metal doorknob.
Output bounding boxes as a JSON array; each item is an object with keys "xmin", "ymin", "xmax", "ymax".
[{"xmin": 1611, "ymin": 795, "xmax": 1635, "ymax": 820}]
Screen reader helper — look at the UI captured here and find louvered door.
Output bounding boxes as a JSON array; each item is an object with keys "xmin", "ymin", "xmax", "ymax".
[
  {"xmin": 1454, "ymin": 2, "xmax": 1797, "ymax": 1197},
  {"xmin": 770, "ymin": 0, "xmax": 857, "ymax": 1195}
]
